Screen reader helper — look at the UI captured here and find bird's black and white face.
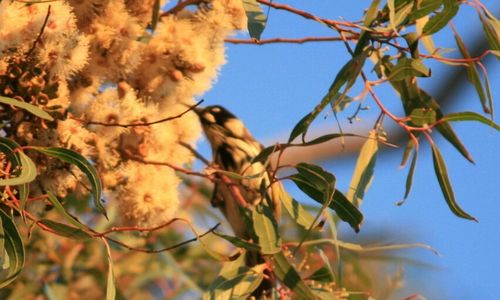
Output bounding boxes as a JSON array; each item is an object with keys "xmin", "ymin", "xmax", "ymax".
[{"xmin": 196, "ymin": 105, "xmax": 249, "ymax": 149}]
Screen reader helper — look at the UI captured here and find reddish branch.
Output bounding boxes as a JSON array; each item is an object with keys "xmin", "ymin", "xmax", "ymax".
[{"xmin": 225, "ymin": 36, "xmax": 358, "ymax": 45}]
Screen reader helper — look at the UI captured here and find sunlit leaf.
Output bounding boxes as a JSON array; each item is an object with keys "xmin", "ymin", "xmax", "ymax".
[
  {"xmin": 422, "ymin": 0, "xmax": 458, "ymax": 36},
  {"xmin": 441, "ymin": 111, "xmax": 500, "ymax": 130},
  {"xmin": 204, "ymin": 253, "xmax": 264, "ymax": 300},
  {"xmin": 0, "ymin": 138, "xmax": 37, "ymax": 186},
  {"xmin": 431, "ymin": 144, "xmax": 477, "ymax": 221},
  {"xmin": 275, "ymin": 183, "xmax": 316, "ymax": 230},
  {"xmin": 242, "ymin": 0, "xmax": 267, "ymax": 39},
  {"xmin": 31, "ymin": 147, "xmax": 106, "ymax": 217},
  {"xmin": 0, "ymin": 96, "xmax": 53, "ymax": 121},
  {"xmin": 347, "ymin": 130, "xmax": 378, "ymax": 207},
  {"xmin": 271, "ymin": 252, "xmax": 316, "ymax": 299},
  {"xmin": 0, "ymin": 210, "xmax": 25, "ymax": 289},
  {"xmin": 38, "ymin": 220, "xmax": 92, "ymax": 240},
  {"xmin": 105, "ymin": 246, "xmax": 116, "ymax": 300},
  {"xmin": 416, "ymin": 16, "xmax": 438, "ymax": 54},
  {"xmin": 364, "ymin": 0, "xmax": 381, "ymax": 26},
  {"xmin": 252, "ymin": 203, "xmax": 281, "ymax": 255},
  {"xmin": 253, "ymin": 133, "xmax": 358, "ymax": 164}
]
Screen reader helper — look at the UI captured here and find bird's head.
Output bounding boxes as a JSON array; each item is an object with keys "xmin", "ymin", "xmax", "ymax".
[{"xmin": 194, "ymin": 105, "xmax": 251, "ymax": 150}]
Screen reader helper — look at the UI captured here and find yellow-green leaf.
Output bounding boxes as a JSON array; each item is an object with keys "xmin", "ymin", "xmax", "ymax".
[
  {"xmin": 347, "ymin": 130, "xmax": 379, "ymax": 207},
  {"xmin": 0, "ymin": 96, "xmax": 53, "ymax": 121}
]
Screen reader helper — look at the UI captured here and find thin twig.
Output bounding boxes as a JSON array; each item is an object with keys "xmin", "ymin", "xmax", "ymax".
[
  {"xmin": 128, "ymin": 154, "xmax": 211, "ymax": 179},
  {"xmin": 83, "ymin": 100, "xmax": 203, "ymax": 128},
  {"xmin": 179, "ymin": 141, "xmax": 211, "ymax": 165},
  {"xmin": 103, "ymin": 223, "xmax": 221, "ymax": 253},
  {"xmin": 26, "ymin": 5, "xmax": 51, "ymax": 58}
]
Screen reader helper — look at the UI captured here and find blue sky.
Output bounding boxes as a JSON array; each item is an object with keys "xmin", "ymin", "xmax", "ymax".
[{"xmin": 201, "ymin": 1, "xmax": 499, "ymax": 299}]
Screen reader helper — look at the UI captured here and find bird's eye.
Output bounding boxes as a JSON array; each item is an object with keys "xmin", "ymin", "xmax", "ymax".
[{"xmin": 211, "ymin": 107, "xmax": 221, "ymax": 113}]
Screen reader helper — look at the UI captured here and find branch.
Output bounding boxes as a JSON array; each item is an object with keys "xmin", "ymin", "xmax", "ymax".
[
  {"xmin": 25, "ymin": 5, "xmax": 51, "ymax": 58},
  {"xmin": 256, "ymin": 0, "xmax": 364, "ymax": 35},
  {"xmin": 82, "ymin": 99, "xmax": 203, "ymax": 128},
  {"xmin": 161, "ymin": 0, "xmax": 206, "ymax": 17},
  {"xmin": 225, "ymin": 36, "xmax": 358, "ymax": 45}
]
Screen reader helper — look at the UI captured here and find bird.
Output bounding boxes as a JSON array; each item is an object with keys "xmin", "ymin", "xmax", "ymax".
[{"xmin": 194, "ymin": 105, "xmax": 281, "ymax": 298}]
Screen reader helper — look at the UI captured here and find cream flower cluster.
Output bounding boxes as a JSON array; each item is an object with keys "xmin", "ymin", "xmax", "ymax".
[{"xmin": 0, "ymin": 0, "xmax": 247, "ymax": 227}]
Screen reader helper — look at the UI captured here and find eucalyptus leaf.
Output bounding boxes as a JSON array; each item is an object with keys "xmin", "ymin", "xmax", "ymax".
[
  {"xmin": 441, "ymin": 111, "xmax": 500, "ymax": 130},
  {"xmin": 410, "ymin": 108, "xmax": 436, "ymax": 126},
  {"xmin": 252, "ymin": 203, "xmax": 281, "ymax": 255},
  {"xmin": 0, "ymin": 210, "xmax": 25, "ymax": 289},
  {"xmin": 31, "ymin": 147, "xmax": 106, "ymax": 217},
  {"xmin": 347, "ymin": 130, "xmax": 378, "ymax": 207},
  {"xmin": 431, "ymin": 144, "xmax": 477, "ymax": 221},
  {"xmin": 454, "ymin": 29, "xmax": 492, "ymax": 114},
  {"xmin": 389, "ymin": 58, "xmax": 431, "ymax": 81},
  {"xmin": 271, "ymin": 252, "xmax": 316, "ymax": 299},
  {"xmin": 242, "ymin": 0, "xmax": 267, "ymax": 40},
  {"xmin": 0, "ymin": 96, "xmax": 53, "ymax": 121},
  {"xmin": 422, "ymin": 0, "xmax": 458, "ymax": 36},
  {"xmin": 38, "ymin": 220, "xmax": 92, "ymax": 240},
  {"xmin": 0, "ymin": 138, "xmax": 37, "ymax": 186}
]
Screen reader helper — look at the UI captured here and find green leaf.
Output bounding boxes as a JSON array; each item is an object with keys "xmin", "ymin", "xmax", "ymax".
[
  {"xmin": 253, "ymin": 133, "xmax": 358, "ymax": 164},
  {"xmin": 435, "ymin": 122, "xmax": 474, "ymax": 163},
  {"xmin": 410, "ymin": 108, "xmax": 436, "ymax": 126},
  {"xmin": 422, "ymin": 0, "xmax": 458, "ymax": 36},
  {"xmin": 0, "ymin": 210, "xmax": 25, "ymax": 289},
  {"xmin": 431, "ymin": 144, "xmax": 477, "ymax": 221},
  {"xmin": 387, "ymin": 0, "xmax": 413, "ymax": 31},
  {"xmin": 242, "ymin": 0, "xmax": 267, "ymax": 40},
  {"xmin": 454, "ymin": 29, "xmax": 492, "ymax": 114},
  {"xmin": 271, "ymin": 252, "xmax": 316, "ymax": 299},
  {"xmin": 307, "ymin": 266, "xmax": 335, "ymax": 283},
  {"xmin": 389, "ymin": 58, "xmax": 431, "ymax": 81},
  {"xmin": 204, "ymin": 253, "xmax": 264, "ymax": 300},
  {"xmin": 408, "ymin": 0, "xmax": 443, "ymax": 21},
  {"xmin": 478, "ymin": 8, "xmax": 500, "ymax": 55},
  {"xmin": 252, "ymin": 203, "xmax": 281, "ymax": 255},
  {"xmin": 331, "ymin": 189, "xmax": 363, "ymax": 233},
  {"xmin": 0, "ymin": 138, "xmax": 37, "ymax": 186},
  {"xmin": 38, "ymin": 220, "xmax": 92, "ymax": 240},
  {"xmin": 347, "ymin": 130, "xmax": 378, "ymax": 207},
  {"xmin": 290, "ymin": 163, "xmax": 363, "ymax": 232},
  {"xmin": 398, "ymin": 147, "xmax": 418, "ymax": 205},
  {"xmin": 213, "ymin": 231, "xmax": 261, "ymax": 252},
  {"xmin": 31, "ymin": 147, "xmax": 106, "ymax": 217},
  {"xmin": 46, "ymin": 192, "xmax": 89, "ymax": 230},
  {"xmin": 288, "ymin": 52, "xmax": 368, "ymax": 142},
  {"xmin": 364, "ymin": 0, "xmax": 381, "ymax": 26},
  {"xmin": 0, "ymin": 96, "xmax": 53, "ymax": 121},
  {"xmin": 441, "ymin": 111, "xmax": 500, "ymax": 130}
]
